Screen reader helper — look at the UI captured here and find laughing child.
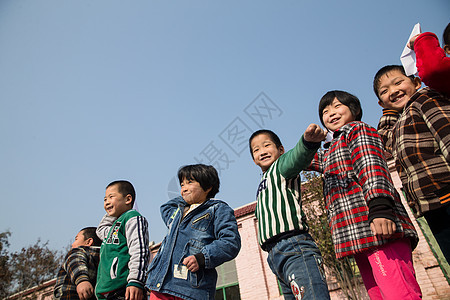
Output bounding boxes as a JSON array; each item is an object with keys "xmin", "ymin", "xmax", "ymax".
[{"xmin": 309, "ymin": 90, "xmax": 420, "ymax": 299}]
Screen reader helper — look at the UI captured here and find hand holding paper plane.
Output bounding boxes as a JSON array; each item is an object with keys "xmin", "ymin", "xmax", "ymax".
[{"xmin": 400, "ymin": 23, "xmax": 421, "ymax": 76}]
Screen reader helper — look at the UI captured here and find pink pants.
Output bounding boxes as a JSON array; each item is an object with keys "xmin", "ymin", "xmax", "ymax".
[
  {"xmin": 353, "ymin": 239, "xmax": 422, "ymax": 300},
  {"xmin": 149, "ymin": 291, "xmax": 184, "ymax": 300}
]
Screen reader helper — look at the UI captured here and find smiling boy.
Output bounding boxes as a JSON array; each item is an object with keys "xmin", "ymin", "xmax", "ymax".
[
  {"xmin": 249, "ymin": 125, "xmax": 331, "ymax": 300},
  {"xmin": 374, "ymin": 65, "xmax": 450, "ymax": 263},
  {"xmin": 146, "ymin": 164, "xmax": 241, "ymax": 300},
  {"xmin": 96, "ymin": 180, "xmax": 150, "ymax": 300}
]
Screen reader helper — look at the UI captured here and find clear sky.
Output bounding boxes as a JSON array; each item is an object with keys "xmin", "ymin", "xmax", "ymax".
[{"xmin": 0, "ymin": 0, "xmax": 449, "ymax": 252}]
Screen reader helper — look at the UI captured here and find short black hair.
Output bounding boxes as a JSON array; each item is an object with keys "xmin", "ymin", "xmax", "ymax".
[
  {"xmin": 443, "ymin": 22, "xmax": 450, "ymax": 47},
  {"xmin": 80, "ymin": 227, "xmax": 102, "ymax": 246},
  {"xmin": 248, "ymin": 129, "xmax": 282, "ymax": 159},
  {"xmin": 106, "ymin": 180, "xmax": 136, "ymax": 206},
  {"xmin": 318, "ymin": 90, "xmax": 362, "ymax": 129},
  {"xmin": 373, "ymin": 65, "xmax": 415, "ymax": 99},
  {"xmin": 178, "ymin": 164, "xmax": 220, "ymax": 199}
]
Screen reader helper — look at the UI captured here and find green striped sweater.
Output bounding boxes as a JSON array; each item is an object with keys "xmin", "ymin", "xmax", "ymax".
[{"xmin": 255, "ymin": 136, "xmax": 318, "ymax": 247}]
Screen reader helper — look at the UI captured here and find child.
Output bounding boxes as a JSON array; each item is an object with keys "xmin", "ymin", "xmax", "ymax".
[
  {"xmin": 146, "ymin": 164, "xmax": 241, "ymax": 300},
  {"xmin": 54, "ymin": 227, "xmax": 102, "ymax": 300},
  {"xmin": 408, "ymin": 22, "xmax": 450, "ymax": 96},
  {"xmin": 96, "ymin": 180, "xmax": 150, "ymax": 300},
  {"xmin": 249, "ymin": 126, "xmax": 331, "ymax": 300},
  {"xmin": 374, "ymin": 65, "xmax": 450, "ymax": 263},
  {"xmin": 309, "ymin": 90, "xmax": 420, "ymax": 299}
]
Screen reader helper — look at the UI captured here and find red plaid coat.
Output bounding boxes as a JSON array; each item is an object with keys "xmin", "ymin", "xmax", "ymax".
[{"xmin": 309, "ymin": 121, "xmax": 418, "ymax": 259}]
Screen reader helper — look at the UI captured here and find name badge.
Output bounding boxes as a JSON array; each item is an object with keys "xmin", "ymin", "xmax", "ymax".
[{"xmin": 173, "ymin": 264, "xmax": 188, "ymax": 280}]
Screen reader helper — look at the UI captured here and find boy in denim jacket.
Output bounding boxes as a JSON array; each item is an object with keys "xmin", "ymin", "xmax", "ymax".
[{"xmin": 146, "ymin": 164, "xmax": 241, "ymax": 300}]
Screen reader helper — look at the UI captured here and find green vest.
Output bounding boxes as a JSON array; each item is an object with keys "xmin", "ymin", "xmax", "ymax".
[{"xmin": 96, "ymin": 210, "xmax": 140, "ymax": 297}]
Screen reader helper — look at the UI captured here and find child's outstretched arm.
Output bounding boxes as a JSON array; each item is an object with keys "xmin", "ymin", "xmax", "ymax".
[
  {"xmin": 279, "ymin": 124, "xmax": 326, "ymax": 178},
  {"xmin": 304, "ymin": 124, "xmax": 327, "ymax": 143}
]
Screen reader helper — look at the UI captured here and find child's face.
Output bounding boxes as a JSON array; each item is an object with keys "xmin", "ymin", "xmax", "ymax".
[
  {"xmin": 71, "ymin": 230, "xmax": 91, "ymax": 249},
  {"xmin": 250, "ymin": 133, "xmax": 285, "ymax": 172},
  {"xmin": 377, "ymin": 70, "xmax": 421, "ymax": 111},
  {"xmin": 180, "ymin": 178, "xmax": 211, "ymax": 205},
  {"xmin": 322, "ymin": 98, "xmax": 355, "ymax": 132},
  {"xmin": 104, "ymin": 184, "xmax": 132, "ymax": 218}
]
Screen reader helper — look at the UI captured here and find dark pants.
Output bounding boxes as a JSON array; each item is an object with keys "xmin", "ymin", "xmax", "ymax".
[
  {"xmin": 423, "ymin": 204, "xmax": 450, "ymax": 264},
  {"xmin": 104, "ymin": 287, "xmax": 126, "ymax": 300}
]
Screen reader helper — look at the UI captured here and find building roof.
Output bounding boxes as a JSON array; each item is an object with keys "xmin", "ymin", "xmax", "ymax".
[{"xmin": 234, "ymin": 201, "xmax": 256, "ymax": 218}]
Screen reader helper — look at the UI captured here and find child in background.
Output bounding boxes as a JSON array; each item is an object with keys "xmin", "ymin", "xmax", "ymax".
[
  {"xmin": 146, "ymin": 164, "xmax": 241, "ymax": 300},
  {"xmin": 309, "ymin": 90, "xmax": 420, "ymax": 299},
  {"xmin": 374, "ymin": 64, "xmax": 450, "ymax": 263},
  {"xmin": 249, "ymin": 126, "xmax": 331, "ymax": 300},
  {"xmin": 96, "ymin": 180, "xmax": 150, "ymax": 300},
  {"xmin": 409, "ymin": 22, "xmax": 450, "ymax": 96},
  {"xmin": 54, "ymin": 227, "xmax": 102, "ymax": 300}
]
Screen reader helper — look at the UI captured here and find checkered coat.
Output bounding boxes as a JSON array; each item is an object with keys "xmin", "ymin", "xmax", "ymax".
[
  {"xmin": 54, "ymin": 246, "xmax": 100, "ymax": 300},
  {"xmin": 309, "ymin": 121, "xmax": 418, "ymax": 259},
  {"xmin": 378, "ymin": 88, "xmax": 450, "ymax": 216}
]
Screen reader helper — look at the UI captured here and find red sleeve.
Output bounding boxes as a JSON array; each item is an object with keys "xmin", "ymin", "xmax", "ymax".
[{"xmin": 414, "ymin": 32, "xmax": 450, "ymax": 96}]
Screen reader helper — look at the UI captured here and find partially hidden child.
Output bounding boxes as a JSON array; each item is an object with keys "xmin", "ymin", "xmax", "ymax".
[
  {"xmin": 249, "ymin": 125, "xmax": 331, "ymax": 300},
  {"xmin": 309, "ymin": 90, "xmax": 421, "ymax": 299},
  {"xmin": 96, "ymin": 180, "xmax": 150, "ymax": 300},
  {"xmin": 146, "ymin": 164, "xmax": 241, "ymax": 300},
  {"xmin": 54, "ymin": 227, "xmax": 102, "ymax": 300},
  {"xmin": 408, "ymin": 22, "xmax": 450, "ymax": 96}
]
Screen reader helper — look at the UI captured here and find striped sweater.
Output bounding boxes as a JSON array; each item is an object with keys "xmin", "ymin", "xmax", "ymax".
[{"xmin": 255, "ymin": 136, "xmax": 318, "ymax": 248}]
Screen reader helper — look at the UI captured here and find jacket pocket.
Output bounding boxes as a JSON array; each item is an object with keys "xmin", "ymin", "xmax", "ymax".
[
  {"xmin": 189, "ymin": 268, "xmax": 204, "ymax": 288},
  {"xmin": 191, "ymin": 212, "xmax": 212, "ymax": 231},
  {"xmin": 110, "ymin": 257, "xmax": 118, "ymax": 279},
  {"xmin": 179, "ymin": 239, "xmax": 205, "ymax": 287}
]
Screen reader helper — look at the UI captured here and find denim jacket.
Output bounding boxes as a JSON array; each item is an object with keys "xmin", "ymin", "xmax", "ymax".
[{"xmin": 146, "ymin": 196, "xmax": 241, "ymax": 300}]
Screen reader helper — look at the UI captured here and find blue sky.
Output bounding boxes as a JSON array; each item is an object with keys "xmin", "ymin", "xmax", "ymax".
[{"xmin": 1, "ymin": 1, "xmax": 449, "ymax": 252}]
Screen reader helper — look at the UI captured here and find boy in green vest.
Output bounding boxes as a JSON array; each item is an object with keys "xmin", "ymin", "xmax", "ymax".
[{"xmin": 95, "ymin": 180, "xmax": 150, "ymax": 300}]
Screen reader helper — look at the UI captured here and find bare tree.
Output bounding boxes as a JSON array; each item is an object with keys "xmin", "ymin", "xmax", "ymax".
[
  {"xmin": 9, "ymin": 239, "xmax": 64, "ymax": 293},
  {"xmin": 0, "ymin": 231, "xmax": 12, "ymax": 299},
  {"xmin": 0, "ymin": 231, "xmax": 65, "ymax": 297},
  {"xmin": 301, "ymin": 171, "xmax": 368, "ymax": 300}
]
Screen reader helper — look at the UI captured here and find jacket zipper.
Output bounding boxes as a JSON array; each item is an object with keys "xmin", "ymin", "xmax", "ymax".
[{"xmin": 192, "ymin": 213, "xmax": 210, "ymax": 224}]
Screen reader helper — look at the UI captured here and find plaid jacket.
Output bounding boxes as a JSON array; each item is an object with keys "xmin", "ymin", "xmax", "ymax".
[
  {"xmin": 378, "ymin": 88, "xmax": 450, "ymax": 216},
  {"xmin": 53, "ymin": 246, "xmax": 100, "ymax": 300},
  {"xmin": 310, "ymin": 121, "xmax": 418, "ymax": 259}
]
